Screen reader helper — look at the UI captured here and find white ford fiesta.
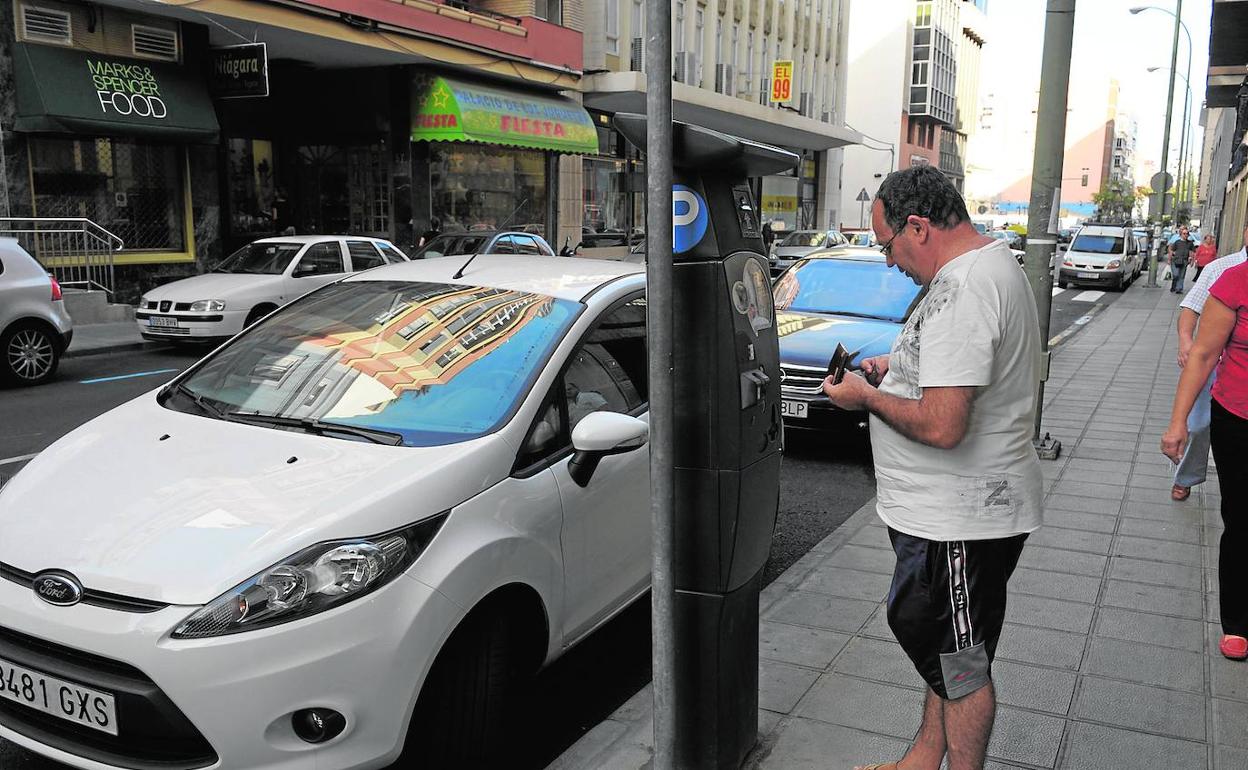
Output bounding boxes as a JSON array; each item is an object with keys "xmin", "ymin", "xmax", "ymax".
[{"xmin": 0, "ymin": 255, "xmax": 651, "ymax": 769}]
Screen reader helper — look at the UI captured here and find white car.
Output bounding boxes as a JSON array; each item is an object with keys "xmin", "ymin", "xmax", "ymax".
[
  {"xmin": 0, "ymin": 238, "xmax": 73, "ymax": 386},
  {"xmin": 0, "ymin": 255, "xmax": 650, "ymax": 769},
  {"xmin": 137, "ymin": 236, "xmax": 409, "ymax": 342}
]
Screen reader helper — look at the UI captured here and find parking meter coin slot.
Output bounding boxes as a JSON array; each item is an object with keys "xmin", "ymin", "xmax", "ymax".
[
  {"xmin": 740, "ymin": 369, "xmax": 769, "ymax": 409},
  {"xmin": 732, "ymin": 183, "xmax": 760, "ymax": 239}
]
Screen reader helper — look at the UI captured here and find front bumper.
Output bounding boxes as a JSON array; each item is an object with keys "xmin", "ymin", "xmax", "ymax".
[
  {"xmin": 0, "ymin": 572, "xmax": 459, "ymax": 770},
  {"xmin": 1058, "ymin": 267, "xmax": 1125, "ymax": 287},
  {"xmin": 134, "ymin": 310, "xmax": 248, "ymax": 341}
]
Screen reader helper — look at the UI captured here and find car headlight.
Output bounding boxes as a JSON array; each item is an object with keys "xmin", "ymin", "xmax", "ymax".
[
  {"xmin": 189, "ymin": 300, "xmax": 226, "ymax": 312},
  {"xmin": 172, "ymin": 512, "xmax": 449, "ymax": 639},
  {"xmin": 1106, "ymin": 260, "xmax": 1121, "ymax": 270}
]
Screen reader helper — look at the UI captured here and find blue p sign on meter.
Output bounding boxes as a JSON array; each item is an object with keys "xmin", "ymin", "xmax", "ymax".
[{"xmin": 673, "ymin": 184, "xmax": 709, "ymax": 254}]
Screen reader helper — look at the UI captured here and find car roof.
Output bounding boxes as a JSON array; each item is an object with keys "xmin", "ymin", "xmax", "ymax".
[
  {"xmin": 342, "ymin": 254, "xmax": 644, "ymax": 301},
  {"xmin": 251, "ymin": 235, "xmax": 394, "ymax": 245},
  {"xmin": 1078, "ymin": 225, "xmax": 1129, "ymax": 234},
  {"xmin": 801, "ymin": 245, "xmax": 887, "ymax": 262}
]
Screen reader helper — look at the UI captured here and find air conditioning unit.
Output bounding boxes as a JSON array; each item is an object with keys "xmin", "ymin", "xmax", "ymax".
[
  {"xmin": 715, "ymin": 64, "xmax": 734, "ymax": 95},
  {"xmin": 21, "ymin": 5, "xmax": 71, "ymax": 44},
  {"xmin": 799, "ymin": 92, "xmax": 813, "ymax": 118},
  {"xmin": 820, "ymin": 111, "xmax": 832, "ymax": 123},
  {"xmin": 674, "ymin": 52, "xmax": 699, "ymax": 85},
  {"xmin": 630, "ymin": 37, "xmax": 644, "ymax": 72}
]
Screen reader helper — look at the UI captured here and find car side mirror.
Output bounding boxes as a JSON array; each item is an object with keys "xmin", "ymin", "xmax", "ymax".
[
  {"xmin": 567, "ymin": 411, "xmax": 649, "ymax": 486},
  {"xmin": 293, "ymin": 264, "xmax": 317, "ymax": 277}
]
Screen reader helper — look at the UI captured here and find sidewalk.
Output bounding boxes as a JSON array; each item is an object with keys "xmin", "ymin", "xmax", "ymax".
[
  {"xmin": 65, "ymin": 321, "xmax": 165, "ymax": 358},
  {"xmin": 547, "ymin": 284, "xmax": 1244, "ymax": 770}
]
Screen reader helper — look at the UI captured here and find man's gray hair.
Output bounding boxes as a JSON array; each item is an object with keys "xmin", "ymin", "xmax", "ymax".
[{"xmin": 875, "ymin": 166, "xmax": 971, "ymax": 233}]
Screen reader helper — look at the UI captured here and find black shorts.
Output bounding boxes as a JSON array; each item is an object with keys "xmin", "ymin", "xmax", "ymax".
[{"xmin": 886, "ymin": 528, "xmax": 1028, "ymax": 700}]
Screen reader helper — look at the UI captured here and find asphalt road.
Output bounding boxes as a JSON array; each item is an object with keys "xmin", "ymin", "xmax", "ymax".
[{"xmin": 0, "ymin": 345, "xmax": 876, "ymax": 769}]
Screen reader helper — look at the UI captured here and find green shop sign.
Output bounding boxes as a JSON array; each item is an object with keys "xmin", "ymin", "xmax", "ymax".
[{"xmin": 411, "ymin": 76, "xmax": 598, "ymax": 155}]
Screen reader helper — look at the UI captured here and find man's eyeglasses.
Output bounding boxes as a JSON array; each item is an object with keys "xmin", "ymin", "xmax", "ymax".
[{"xmin": 880, "ymin": 229, "xmax": 903, "ymax": 258}]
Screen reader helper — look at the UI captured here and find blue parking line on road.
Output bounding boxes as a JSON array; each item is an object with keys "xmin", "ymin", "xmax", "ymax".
[{"xmin": 79, "ymin": 368, "xmax": 180, "ymax": 385}]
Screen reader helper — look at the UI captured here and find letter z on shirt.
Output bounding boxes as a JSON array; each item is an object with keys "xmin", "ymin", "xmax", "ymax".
[{"xmin": 869, "ymin": 239, "xmax": 1044, "ymax": 541}]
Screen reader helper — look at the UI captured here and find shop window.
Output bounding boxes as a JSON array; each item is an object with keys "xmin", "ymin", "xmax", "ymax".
[
  {"xmin": 429, "ymin": 144, "xmax": 546, "ymax": 234},
  {"xmin": 347, "ymin": 146, "xmax": 391, "ymax": 236},
  {"xmin": 29, "ymin": 137, "xmax": 185, "ymax": 252},
  {"xmin": 227, "ymin": 138, "xmax": 277, "ymax": 241}
]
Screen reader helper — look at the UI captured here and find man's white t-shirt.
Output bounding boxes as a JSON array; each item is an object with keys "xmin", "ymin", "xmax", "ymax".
[{"xmin": 870, "ymin": 239, "xmax": 1044, "ymax": 541}]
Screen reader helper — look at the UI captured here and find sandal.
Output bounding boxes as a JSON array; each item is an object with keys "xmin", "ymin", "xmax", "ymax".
[
  {"xmin": 1171, "ymin": 484, "xmax": 1191, "ymax": 501},
  {"xmin": 1220, "ymin": 635, "xmax": 1248, "ymax": 660}
]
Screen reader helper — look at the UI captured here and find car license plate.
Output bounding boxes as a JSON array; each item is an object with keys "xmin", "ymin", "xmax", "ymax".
[
  {"xmin": 781, "ymin": 400, "xmax": 808, "ymax": 419},
  {"xmin": 0, "ymin": 655, "xmax": 118, "ymax": 736},
  {"xmin": 148, "ymin": 316, "xmax": 178, "ymax": 328},
  {"xmin": 1077, "ymin": 272, "xmax": 1098, "ymax": 279}
]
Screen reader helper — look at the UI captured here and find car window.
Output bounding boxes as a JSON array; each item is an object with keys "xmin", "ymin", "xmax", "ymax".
[
  {"xmin": 534, "ymin": 238, "xmax": 554, "ymax": 256},
  {"xmin": 294, "ymin": 242, "xmax": 345, "ymax": 276},
  {"xmin": 513, "ymin": 236, "xmax": 543, "ymax": 256},
  {"xmin": 377, "ymin": 243, "xmax": 407, "ymax": 263},
  {"xmin": 492, "ymin": 236, "xmax": 517, "ymax": 255},
  {"xmin": 773, "ymin": 258, "xmax": 921, "ymax": 323},
  {"xmin": 346, "ymin": 241, "xmax": 385, "ymax": 271},
  {"xmin": 414, "ymin": 234, "xmax": 486, "ymax": 259},
  {"xmin": 779, "ymin": 231, "xmax": 825, "ymax": 247}
]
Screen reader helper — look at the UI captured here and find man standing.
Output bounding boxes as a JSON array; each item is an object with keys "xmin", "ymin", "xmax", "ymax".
[
  {"xmin": 1170, "ymin": 225, "xmax": 1248, "ymax": 500},
  {"xmin": 1169, "ymin": 225, "xmax": 1196, "ymax": 293},
  {"xmin": 824, "ymin": 166, "xmax": 1043, "ymax": 770}
]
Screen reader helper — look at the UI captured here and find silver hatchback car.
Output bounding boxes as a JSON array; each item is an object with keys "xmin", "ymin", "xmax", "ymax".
[{"xmin": 0, "ymin": 239, "xmax": 73, "ymax": 386}]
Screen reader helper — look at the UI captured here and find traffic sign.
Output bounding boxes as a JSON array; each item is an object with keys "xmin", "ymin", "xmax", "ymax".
[
  {"xmin": 771, "ymin": 61, "xmax": 794, "ymax": 104},
  {"xmin": 1150, "ymin": 171, "xmax": 1174, "ymax": 193},
  {"xmin": 855, "ymin": 188, "xmax": 870, "ymax": 202}
]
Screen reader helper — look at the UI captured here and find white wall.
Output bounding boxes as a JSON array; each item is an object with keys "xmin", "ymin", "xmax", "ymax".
[{"xmin": 838, "ymin": 0, "xmax": 909, "ymax": 230}]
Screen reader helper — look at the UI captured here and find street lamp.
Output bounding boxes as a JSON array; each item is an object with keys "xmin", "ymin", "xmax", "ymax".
[{"xmin": 1147, "ymin": 65, "xmax": 1194, "ymax": 216}]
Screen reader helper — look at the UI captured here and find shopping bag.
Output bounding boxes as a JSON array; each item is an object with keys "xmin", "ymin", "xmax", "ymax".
[{"xmin": 1163, "ymin": 265, "xmax": 1172, "ymax": 280}]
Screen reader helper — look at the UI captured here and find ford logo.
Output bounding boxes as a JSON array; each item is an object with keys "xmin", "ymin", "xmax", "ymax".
[{"xmin": 32, "ymin": 571, "xmax": 84, "ymax": 607}]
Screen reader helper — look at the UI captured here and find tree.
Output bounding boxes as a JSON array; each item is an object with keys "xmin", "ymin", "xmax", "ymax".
[{"xmin": 1092, "ymin": 180, "xmax": 1141, "ymax": 220}]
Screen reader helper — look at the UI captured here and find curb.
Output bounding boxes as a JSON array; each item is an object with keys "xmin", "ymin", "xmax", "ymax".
[{"xmin": 65, "ymin": 340, "xmax": 172, "ymax": 359}]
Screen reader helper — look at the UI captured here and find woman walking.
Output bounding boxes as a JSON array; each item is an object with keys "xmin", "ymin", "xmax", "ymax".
[
  {"xmin": 1163, "ymin": 261, "xmax": 1248, "ymax": 660},
  {"xmin": 1194, "ymin": 234, "xmax": 1218, "ymax": 281}
]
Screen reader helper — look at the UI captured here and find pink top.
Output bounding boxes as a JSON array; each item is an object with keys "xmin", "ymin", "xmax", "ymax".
[
  {"xmin": 1195, "ymin": 243, "xmax": 1219, "ymax": 268},
  {"xmin": 1210, "ymin": 262, "xmax": 1248, "ymax": 419}
]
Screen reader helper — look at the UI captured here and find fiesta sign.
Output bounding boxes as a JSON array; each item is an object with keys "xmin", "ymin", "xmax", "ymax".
[
  {"xmin": 500, "ymin": 115, "xmax": 568, "ymax": 139},
  {"xmin": 89, "ymin": 60, "xmax": 167, "ymax": 119}
]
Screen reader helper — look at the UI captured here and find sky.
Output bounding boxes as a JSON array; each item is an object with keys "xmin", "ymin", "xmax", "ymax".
[{"xmin": 974, "ymin": 0, "xmax": 1211, "ymax": 196}]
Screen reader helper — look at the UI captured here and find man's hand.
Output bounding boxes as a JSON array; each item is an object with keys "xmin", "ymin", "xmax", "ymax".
[
  {"xmin": 823, "ymin": 371, "xmax": 876, "ymax": 411},
  {"xmin": 859, "ymin": 355, "xmax": 890, "ymax": 386}
]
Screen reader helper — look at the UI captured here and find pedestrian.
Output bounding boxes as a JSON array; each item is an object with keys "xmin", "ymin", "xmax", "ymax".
[
  {"xmin": 271, "ymin": 187, "xmax": 295, "ymax": 236},
  {"xmin": 1162, "ymin": 256, "xmax": 1248, "ymax": 661},
  {"xmin": 1194, "ymin": 234, "xmax": 1218, "ymax": 281},
  {"xmin": 419, "ymin": 218, "xmax": 441, "ymax": 248},
  {"xmin": 824, "ymin": 166, "xmax": 1042, "ymax": 770},
  {"xmin": 762, "ymin": 220, "xmax": 776, "ymax": 255},
  {"xmin": 1169, "ymin": 225, "xmax": 1248, "ymax": 501},
  {"xmin": 1168, "ymin": 225, "xmax": 1196, "ymax": 293}
]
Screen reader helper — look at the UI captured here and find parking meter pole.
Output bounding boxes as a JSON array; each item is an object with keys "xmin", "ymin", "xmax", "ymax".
[
  {"xmin": 619, "ymin": 114, "xmax": 795, "ymax": 769},
  {"xmin": 1148, "ymin": 0, "xmax": 1184, "ymax": 288},
  {"xmin": 643, "ymin": 1, "xmax": 676, "ymax": 767},
  {"xmin": 1024, "ymin": 0, "xmax": 1076, "ymax": 460}
]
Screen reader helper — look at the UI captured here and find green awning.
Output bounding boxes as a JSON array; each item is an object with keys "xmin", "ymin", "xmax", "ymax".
[
  {"xmin": 411, "ymin": 76, "xmax": 597, "ymax": 155},
  {"xmin": 13, "ymin": 43, "xmax": 219, "ymax": 143}
]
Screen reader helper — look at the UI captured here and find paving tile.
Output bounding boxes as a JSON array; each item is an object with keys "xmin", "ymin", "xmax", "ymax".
[
  {"xmin": 1094, "ymin": 607, "xmax": 1205, "ymax": 652},
  {"xmin": 1107, "ymin": 557, "xmax": 1203, "ymax": 591},
  {"xmin": 1072, "ymin": 675, "xmax": 1206, "ymax": 741},
  {"xmin": 759, "ymin": 659, "xmax": 821, "ymax": 714},
  {"xmin": 1009, "ymin": 567, "xmax": 1101, "ymax": 604},
  {"xmin": 1027, "ymin": 526, "xmax": 1113, "ymax": 555},
  {"xmin": 795, "ymin": 565, "xmax": 893, "ymax": 603},
  {"xmin": 1017, "ymin": 545, "xmax": 1107, "ymax": 577},
  {"xmin": 1126, "ymin": 473, "xmax": 1175, "ymax": 491},
  {"xmin": 1043, "ymin": 509, "xmax": 1119, "ymax": 534},
  {"xmin": 986, "ymin": 705, "xmax": 1065, "ymax": 768},
  {"xmin": 831, "ymin": 636, "xmax": 925, "ymax": 690},
  {"xmin": 1053, "ymin": 459, "xmax": 1134, "ymax": 476},
  {"xmin": 1214, "ymin": 697, "xmax": 1248, "ymax": 748},
  {"xmin": 1044, "ymin": 494, "xmax": 1122, "ymax": 515},
  {"xmin": 992, "ymin": 660, "xmax": 1077, "ymax": 715},
  {"xmin": 1216, "ymin": 745, "xmax": 1248, "ymax": 770},
  {"xmin": 847, "ymin": 525, "xmax": 893, "ymax": 551},
  {"xmin": 1095, "ymin": 580, "xmax": 1202, "ymax": 623},
  {"xmin": 1111, "ymin": 536, "xmax": 1204, "ymax": 565},
  {"xmin": 1120, "ymin": 499, "xmax": 1205, "ymax": 523},
  {"xmin": 1005, "ymin": 594, "xmax": 1095, "ymax": 635},
  {"xmin": 1083, "ymin": 637, "xmax": 1204, "ymax": 693},
  {"xmin": 1051, "ymin": 481, "xmax": 1127, "ymax": 500},
  {"xmin": 793, "ymin": 673, "xmax": 923, "ymax": 739},
  {"xmin": 1210, "ymin": 646, "xmax": 1248, "ymax": 702},
  {"xmin": 763, "ymin": 591, "xmax": 880, "ymax": 635},
  {"xmin": 756, "ymin": 717, "xmax": 912, "ymax": 770},
  {"xmin": 1058, "ymin": 721, "xmax": 1206, "ymax": 770},
  {"xmin": 823, "ymin": 544, "xmax": 896, "ymax": 575},
  {"xmin": 858, "ymin": 603, "xmax": 894, "ymax": 641},
  {"xmin": 759, "ymin": 621, "xmax": 851, "ymax": 669},
  {"xmin": 1115, "ymin": 517, "xmax": 1202, "ymax": 545},
  {"xmin": 994, "ymin": 623, "xmax": 1087, "ymax": 670}
]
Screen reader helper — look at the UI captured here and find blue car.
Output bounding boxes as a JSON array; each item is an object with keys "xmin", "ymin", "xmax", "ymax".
[{"xmin": 773, "ymin": 247, "xmax": 923, "ymax": 431}]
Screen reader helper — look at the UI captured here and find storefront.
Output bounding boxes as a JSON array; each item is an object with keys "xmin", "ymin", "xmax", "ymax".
[
  {"xmin": 409, "ymin": 75, "xmax": 597, "ymax": 245},
  {"xmin": 581, "ymin": 111, "xmax": 645, "ymax": 241},
  {"xmin": 760, "ymin": 151, "xmax": 820, "ymax": 233}
]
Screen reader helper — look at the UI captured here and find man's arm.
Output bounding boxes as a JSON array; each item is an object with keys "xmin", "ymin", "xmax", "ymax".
[
  {"xmin": 1176, "ymin": 307, "xmax": 1199, "ymax": 367},
  {"xmin": 823, "ymin": 373, "xmax": 975, "ymax": 449}
]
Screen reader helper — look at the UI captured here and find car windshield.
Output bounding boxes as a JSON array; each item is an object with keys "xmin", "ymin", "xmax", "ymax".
[
  {"xmin": 847, "ymin": 232, "xmax": 874, "ymax": 247},
  {"xmin": 779, "ymin": 231, "xmax": 828, "ymax": 247},
  {"xmin": 1071, "ymin": 235, "xmax": 1124, "ymax": 254},
  {"xmin": 772, "ymin": 258, "xmax": 921, "ymax": 323},
  {"xmin": 415, "ymin": 234, "xmax": 489, "ymax": 259},
  {"xmin": 167, "ymin": 280, "xmax": 581, "ymax": 446},
  {"xmin": 213, "ymin": 242, "xmax": 304, "ymax": 274}
]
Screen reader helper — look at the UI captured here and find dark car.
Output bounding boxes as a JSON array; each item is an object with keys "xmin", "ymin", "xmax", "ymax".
[
  {"xmin": 772, "ymin": 247, "xmax": 923, "ymax": 431},
  {"xmin": 413, "ymin": 230, "xmax": 555, "ymax": 258}
]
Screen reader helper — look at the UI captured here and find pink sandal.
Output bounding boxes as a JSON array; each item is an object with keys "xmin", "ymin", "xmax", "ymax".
[{"xmin": 1220, "ymin": 635, "xmax": 1248, "ymax": 660}]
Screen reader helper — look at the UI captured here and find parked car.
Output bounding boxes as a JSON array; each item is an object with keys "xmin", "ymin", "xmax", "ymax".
[
  {"xmin": 136, "ymin": 236, "xmax": 408, "ymax": 344},
  {"xmin": 772, "ymin": 247, "xmax": 922, "ymax": 431},
  {"xmin": 0, "ymin": 238, "xmax": 73, "ymax": 386},
  {"xmin": 1058, "ymin": 222, "xmax": 1142, "ymax": 290},
  {"xmin": 769, "ymin": 229, "xmax": 850, "ymax": 276},
  {"xmin": 414, "ymin": 230, "xmax": 555, "ymax": 259},
  {"xmin": 840, "ymin": 228, "xmax": 878, "ymax": 248},
  {"xmin": 987, "ymin": 230, "xmax": 1026, "ymax": 264},
  {"xmin": 0, "ymin": 255, "xmax": 650, "ymax": 769}
]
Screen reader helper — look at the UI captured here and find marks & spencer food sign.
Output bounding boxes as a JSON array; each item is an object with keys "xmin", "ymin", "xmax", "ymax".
[{"xmin": 89, "ymin": 59, "xmax": 166, "ymax": 119}]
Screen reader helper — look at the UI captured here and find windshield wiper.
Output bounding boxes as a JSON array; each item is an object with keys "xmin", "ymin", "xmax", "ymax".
[
  {"xmin": 225, "ymin": 412, "xmax": 405, "ymax": 446},
  {"xmin": 171, "ymin": 383, "xmax": 228, "ymax": 418},
  {"xmin": 796, "ymin": 309, "xmax": 890, "ymax": 321}
]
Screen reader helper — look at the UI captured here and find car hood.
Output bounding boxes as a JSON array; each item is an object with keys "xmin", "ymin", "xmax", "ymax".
[
  {"xmin": 0, "ymin": 393, "xmax": 513, "ymax": 605},
  {"xmin": 773, "ymin": 245, "xmax": 819, "ymax": 259},
  {"xmin": 144, "ymin": 273, "xmax": 286, "ymax": 302},
  {"xmin": 777, "ymin": 311, "xmax": 902, "ymax": 369},
  {"xmin": 1064, "ymin": 251, "xmax": 1119, "ymax": 266}
]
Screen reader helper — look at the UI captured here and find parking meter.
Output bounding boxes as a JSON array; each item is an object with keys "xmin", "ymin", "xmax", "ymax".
[{"xmin": 615, "ymin": 114, "xmax": 798, "ymax": 769}]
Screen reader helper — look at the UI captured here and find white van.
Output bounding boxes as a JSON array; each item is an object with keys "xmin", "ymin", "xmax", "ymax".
[{"xmin": 1058, "ymin": 223, "xmax": 1142, "ymax": 291}]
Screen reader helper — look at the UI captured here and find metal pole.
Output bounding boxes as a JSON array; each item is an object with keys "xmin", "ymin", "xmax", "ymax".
[
  {"xmin": 0, "ymin": 120, "xmax": 11, "ymax": 219},
  {"xmin": 1176, "ymin": 43, "xmax": 1192, "ymax": 219},
  {"xmin": 645, "ymin": 1, "xmax": 675, "ymax": 767},
  {"xmin": 1024, "ymin": 0, "xmax": 1077, "ymax": 457},
  {"xmin": 1147, "ymin": 0, "xmax": 1183, "ymax": 287}
]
